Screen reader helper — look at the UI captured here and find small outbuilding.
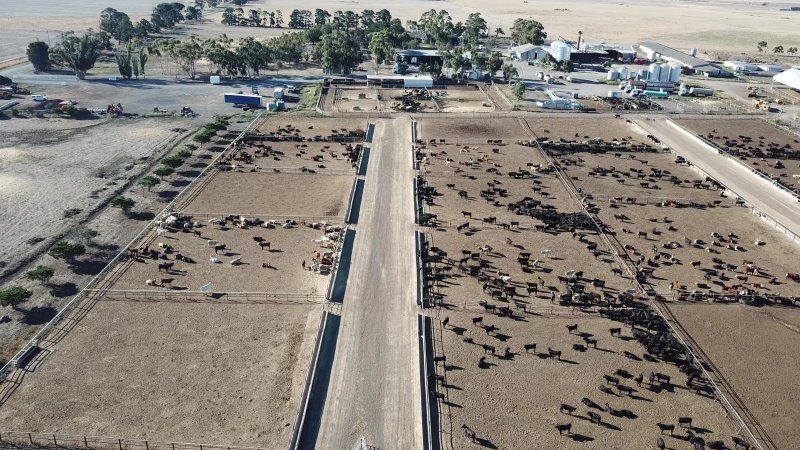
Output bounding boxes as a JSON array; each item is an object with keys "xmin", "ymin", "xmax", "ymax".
[
  {"xmin": 366, "ymin": 74, "xmax": 435, "ymax": 88},
  {"xmin": 773, "ymin": 68, "xmax": 800, "ymax": 90}
]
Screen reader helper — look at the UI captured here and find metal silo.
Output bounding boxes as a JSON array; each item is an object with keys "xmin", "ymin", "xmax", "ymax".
[
  {"xmin": 619, "ymin": 67, "xmax": 629, "ymax": 79},
  {"xmin": 648, "ymin": 63, "xmax": 660, "ymax": 81},
  {"xmin": 669, "ymin": 65, "xmax": 681, "ymax": 82},
  {"xmin": 638, "ymin": 69, "xmax": 649, "ymax": 80},
  {"xmin": 658, "ymin": 63, "xmax": 670, "ymax": 82},
  {"xmin": 607, "ymin": 70, "xmax": 619, "ymax": 81}
]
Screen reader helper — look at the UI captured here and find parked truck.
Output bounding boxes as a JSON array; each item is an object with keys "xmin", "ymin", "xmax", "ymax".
[
  {"xmin": 223, "ymin": 93, "xmax": 263, "ymax": 107},
  {"xmin": 679, "ymin": 87, "xmax": 714, "ymax": 97},
  {"xmin": 643, "ymin": 90, "xmax": 669, "ymax": 98}
]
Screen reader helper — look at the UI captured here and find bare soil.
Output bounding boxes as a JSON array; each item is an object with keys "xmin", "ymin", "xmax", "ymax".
[
  {"xmin": 178, "ymin": 171, "xmax": 352, "ymax": 217},
  {"xmin": 105, "ymin": 223, "xmax": 335, "ymax": 294},
  {"xmin": 419, "ymin": 118, "xmax": 532, "ymax": 144},
  {"xmin": 667, "ymin": 303, "xmax": 800, "ymax": 450},
  {"xmin": 436, "ymin": 310, "xmax": 739, "ymax": 449},
  {"xmin": 0, "ymin": 301, "xmax": 321, "ymax": 448}
]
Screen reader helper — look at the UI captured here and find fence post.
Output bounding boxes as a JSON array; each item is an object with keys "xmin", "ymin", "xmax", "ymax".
[
  {"xmin": 84, "ymin": 435, "xmax": 89, "ymax": 448},
  {"xmin": 29, "ymin": 433, "xmax": 33, "ymax": 445},
  {"xmin": 53, "ymin": 434, "xmax": 57, "ymax": 446},
  {"xmin": 119, "ymin": 438, "xmax": 123, "ymax": 450},
  {"xmin": 145, "ymin": 441, "xmax": 149, "ymax": 450}
]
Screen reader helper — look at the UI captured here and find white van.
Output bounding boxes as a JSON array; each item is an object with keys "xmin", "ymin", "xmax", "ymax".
[{"xmin": 31, "ymin": 94, "xmax": 48, "ymax": 101}]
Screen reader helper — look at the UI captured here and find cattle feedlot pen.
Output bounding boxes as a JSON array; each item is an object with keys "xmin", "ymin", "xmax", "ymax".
[
  {"xmin": 529, "ymin": 129, "xmax": 771, "ymax": 450},
  {"xmin": 0, "ymin": 112, "xmax": 266, "ymax": 381}
]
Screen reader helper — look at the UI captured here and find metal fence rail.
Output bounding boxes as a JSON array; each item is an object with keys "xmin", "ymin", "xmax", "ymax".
[
  {"xmin": 0, "ymin": 112, "xmax": 266, "ymax": 384},
  {"xmin": 0, "ymin": 430, "xmax": 272, "ymax": 450},
  {"xmin": 86, "ymin": 289, "xmax": 327, "ymax": 305},
  {"xmin": 170, "ymin": 212, "xmax": 344, "ymax": 223},
  {"xmin": 525, "ymin": 124, "xmax": 771, "ymax": 450}
]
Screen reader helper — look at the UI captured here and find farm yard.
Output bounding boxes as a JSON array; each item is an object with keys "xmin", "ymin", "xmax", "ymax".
[
  {"xmin": 0, "ymin": 115, "xmax": 365, "ymax": 448},
  {"xmin": 675, "ymin": 117, "xmax": 800, "ymax": 196},
  {"xmin": 418, "ymin": 117, "xmax": 783, "ymax": 450},
  {"xmin": 325, "ymin": 85, "xmax": 497, "ymax": 114}
]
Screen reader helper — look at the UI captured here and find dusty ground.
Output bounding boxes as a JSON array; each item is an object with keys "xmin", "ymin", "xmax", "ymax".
[
  {"xmin": 419, "ymin": 118, "xmax": 532, "ymax": 143},
  {"xmin": 0, "ymin": 301, "xmax": 321, "ymax": 448},
  {"xmin": 435, "ymin": 310, "xmax": 739, "ymax": 449},
  {"xmin": 675, "ymin": 117, "xmax": 800, "ymax": 195},
  {"xmin": 105, "ymin": 223, "xmax": 335, "ymax": 294},
  {"xmin": 550, "ymin": 146, "xmax": 800, "ymax": 299},
  {"xmin": 667, "ymin": 303, "xmax": 800, "ymax": 450},
  {"xmin": 0, "ymin": 118, "xmax": 188, "ymax": 279},
  {"xmin": 178, "ymin": 171, "xmax": 352, "ymax": 217},
  {"xmin": 435, "ymin": 87, "xmax": 494, "ymax": 114}
]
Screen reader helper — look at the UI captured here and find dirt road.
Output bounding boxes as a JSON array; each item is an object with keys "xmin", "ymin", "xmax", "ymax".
[
  {"xmin": 310, "ymin": 117, "xmax": 422, "ymax": 449},
  {"xmin": 635, "ymin": 117, "xmax": 800, "ymax": 238}
]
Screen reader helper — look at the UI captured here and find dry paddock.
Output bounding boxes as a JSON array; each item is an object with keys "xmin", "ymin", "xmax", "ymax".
[
  {"xmin": 103, "ymin": 223, "xmax": 336, "ymax": 294},
  {"xmin": 435, "ymin": 309, "xmax": 739, "ymax": 449},
  {"xmin": 178, "ymin": 171, "xmax": 353, "ymax": 218},
  {"xmin": 666, "ymin": 303, "xmax": 800, "ymax": 450},
  {"xmin": 0, "ymin": 300, "xmax": 321, "ymax": 448}
]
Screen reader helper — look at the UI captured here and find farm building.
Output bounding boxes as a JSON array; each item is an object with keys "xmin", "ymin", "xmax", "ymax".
[
  {"xmin": 395, "ymin": 49, "xmax": 443, "ymax": 66},
  {"xmin": 773, "ymin": 68, "xmax": 800, "ymax": 90},
  {"xmin": 509, "ymin": 44, "xmax": 547, "ymax": 61},
  {"xmin": 366, "ymin": 74, "xmax": 434, "ymax": 88},
  {"xmin": 639, "ymin": 41, "xmax": 729, "ymax": 77}
]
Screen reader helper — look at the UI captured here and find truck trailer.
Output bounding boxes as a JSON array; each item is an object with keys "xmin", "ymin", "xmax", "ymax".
[
  {"xmin": 680, "ymin": 87, "xmax": 714, "ymax": 97},
  {"xmin": 223, "ymin": 93, "xmax": 263, "ymax": 107}
]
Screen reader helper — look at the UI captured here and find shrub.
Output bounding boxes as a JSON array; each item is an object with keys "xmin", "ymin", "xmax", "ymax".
[
  {"xmin": 48, "ymin": 240, "xmax": 86, "ymax": 259},
  {"xmin": 176, "ymin": 149, "xmax": 192, "ymax": 158},
  {"xmin": 110, "ymin": 196, "xmax": 136, "ymax": 211},
  {"xmin": 153, "ymin": 166, "xmax": 175, "ymax": 177},
  {"xmin": 161, "ymin": 155, "xmax": 184, "ymax": 168},
  {"xmin": 25, "ymin": 265, "xmax": 55, "ymax": 282},
  {"xmin": 0, "ymin": 287, "xmax": 32, "ymax": 309}
]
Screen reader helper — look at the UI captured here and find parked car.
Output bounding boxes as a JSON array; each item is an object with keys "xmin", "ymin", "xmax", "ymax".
[{"xmin": 31, "ymin": 94, "xmax": 48, "ymax": 101}]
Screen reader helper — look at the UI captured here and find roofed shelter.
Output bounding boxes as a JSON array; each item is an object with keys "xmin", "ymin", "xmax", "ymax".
[{"xmin": 773, "ymin": 68, "xmax": 800, "ymax": 90}]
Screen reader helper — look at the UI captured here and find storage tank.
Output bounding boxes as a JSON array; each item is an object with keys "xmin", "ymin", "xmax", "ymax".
[
  {"xmin": 638, "ymin": 69, "xmax": 649, "ymax": 80},
  {"xmin": 669, "ymin": 66, "xmax": 681, "ymax": 82},
  {"xmin": 648, "ymin": 63, "xmax": 661, "ymax": 81},
  {"xmin": 619, "ymin": 67, "xmax": 629, "ymax": 79},
  {"xmin": 549, "ymin": 41, "xmax": 572, "ymax": 62},
  {"xmin": 607, "ymin": 70, "xmax": 619, "ymax": 81},
  {"xmin": 658, "ymin": 63, "xmax": 670, "ymax": 82},
  {"xmin": 690, "ymin": 48, "xmax": 698, "ymax": 57}
]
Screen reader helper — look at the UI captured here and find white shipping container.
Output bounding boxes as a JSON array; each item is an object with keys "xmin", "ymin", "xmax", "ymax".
[{"xmin": 210, "ymin": 76, "xmax": 221, "ymax": 85}]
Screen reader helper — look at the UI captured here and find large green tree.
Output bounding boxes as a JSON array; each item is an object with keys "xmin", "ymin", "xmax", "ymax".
[
  {"xmin": 100, "ymin": 8, "xmax": 134, "ymax": 42},
  {"xmin": 464, "ymin": 13, "xmax": 487, "ymax": 45},
  {"xmin": 510, "ymin": 18, "xmax": 546, "ymax": 45},
  {"xmin": 0, "ymin": 287, "xmax": 32, "ymax": 310},
  {"xmin": 368, "ymin": 29, "xmax": 393, "ymax": 73},
  {"xmin": 313, "ymin": 30, "xmax": 362, "ymax": 74},
  {"xmin": 51, "ymin": 31, "xmax": 102, "ymax": 80},
  {"xmin": 26, "ymin": 41, "xmax": 50, "ymax": 72}
]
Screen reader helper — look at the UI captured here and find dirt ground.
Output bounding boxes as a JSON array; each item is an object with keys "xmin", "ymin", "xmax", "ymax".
[
  {"xmin": 435, "ymin": 87, "xmax": 494, "ymax": 114},
  {"xmin": 427, "ymin": 228, "xmax": 630, "ymax": 311},
  {"xmin": 179, "ymin": 172, "xmax": 352, "ymax": 218},
  {"xmin": 419, "ymin": 118, "xmax": 533, "ymax": 144},
  {"xmin": 105, "ymin": 223, "xmax": 336, "ymax": 294},
  {"xmin": 0, "ymin": 118, "xmax": 189, "ymax": 279},
  {"xmin": 0, "ymin": 301, "xmax": 321, "ymax": 448},
  {"xmin": 435, "ymin": 310, "xmax": 739, "ymax": 450},
  {"xmin": 332, "ymin": 87, "xmax": 380, "ymax": 113},
  {"xmin": 675, "ymin": 118, "xmax": 800, "ymax": 195},
  {"xmin": 667, "ymin": 303, "xmax": 800, "ymax": 450},
  {"xmin": 554, "ymin": 148, "xmax": 800, "ymax": 299}
]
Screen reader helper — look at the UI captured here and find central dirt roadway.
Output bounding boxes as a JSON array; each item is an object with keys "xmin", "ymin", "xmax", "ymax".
[
  {"xmin": 313, "ymin": 117, "xmax": 422, "ymax": 449},
  {"xmin": 635, "ymin": 117, "xmax": 800, "ymax": 237}
]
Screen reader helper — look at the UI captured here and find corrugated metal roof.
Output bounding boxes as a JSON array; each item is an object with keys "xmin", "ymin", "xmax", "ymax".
[
  {"xmin": 395, "ymin": 49, "xmax": 441, "ymax": 57},
  {"xmin": 639, "ymin": 41, "xmax": 708, "ymax": 68}
]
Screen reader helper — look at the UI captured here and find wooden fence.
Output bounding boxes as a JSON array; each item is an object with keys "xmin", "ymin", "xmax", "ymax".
[{"xmin": 0, "ymin": 430, "xmax": 270, "ymax": 450}]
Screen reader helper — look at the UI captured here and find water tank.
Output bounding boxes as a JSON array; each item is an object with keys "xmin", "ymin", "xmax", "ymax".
[
  {"xmin": 669, "ymin": 65, "xmax": 681, "ymax": 82},
  {"xmin": 690, "ymin": 48, "xmax": 698, "ymax": 57},
  {"xmin": 619, "ymin": 67, "xmax": 629, "ymax": 78},
  {"xmin": 607, "ymin": 70, "xmax": 619, "ymax": 81},
  {"xmin": 648, "ymin": 63, "xmax": 661, "ymax": 81},
  {"xmin": 638, "ymin": 69, "xmax": 649, "ymax": 80},
  {"xmin": 659, "ymin": 63, "xmax": 670, "ymax": 82},
  {"xmin": 550, "ymin": 41, "xmax": 572, "ymax": 62}
]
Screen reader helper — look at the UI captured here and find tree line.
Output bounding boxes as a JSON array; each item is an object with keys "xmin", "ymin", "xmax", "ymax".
[{"xmin": 26, "ymin": 3, "xmax": 549, "ymax": 80}]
